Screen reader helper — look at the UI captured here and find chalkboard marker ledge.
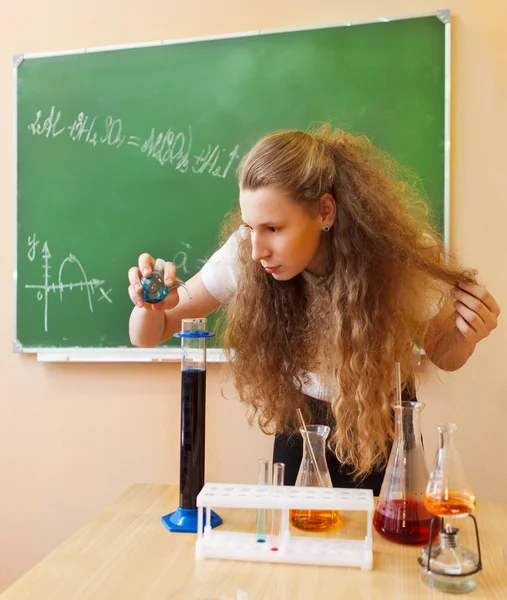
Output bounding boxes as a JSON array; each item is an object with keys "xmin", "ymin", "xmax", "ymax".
[{"xmin": 19, "ymin": 347, "xmax": 227, "ymax": 363}]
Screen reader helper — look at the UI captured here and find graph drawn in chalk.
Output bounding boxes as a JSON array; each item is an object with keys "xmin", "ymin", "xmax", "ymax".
[{"xmin": 24, "ymin": 235, "xmax": 112, "ymax": 332}]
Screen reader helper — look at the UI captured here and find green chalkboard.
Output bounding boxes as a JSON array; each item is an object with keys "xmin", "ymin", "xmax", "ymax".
[{"xmin": 15, "ymin": 13, "xmax": 448, "ymax": 350}]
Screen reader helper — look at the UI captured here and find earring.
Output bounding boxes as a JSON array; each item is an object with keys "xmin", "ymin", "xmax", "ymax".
[{"xmin": 323, "ymin": 225, "xmax": 330, "ymax": 232}]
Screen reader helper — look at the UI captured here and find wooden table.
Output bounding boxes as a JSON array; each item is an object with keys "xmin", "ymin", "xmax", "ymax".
[{"xmin": 1, "ymin": 484, "xmax": 506, "ymax": 599}]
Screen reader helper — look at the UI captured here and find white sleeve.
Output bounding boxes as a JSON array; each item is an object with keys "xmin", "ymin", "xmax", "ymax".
[{"xmin": 201, "ymin": 231, "xmax": 241, "ymax": 304}]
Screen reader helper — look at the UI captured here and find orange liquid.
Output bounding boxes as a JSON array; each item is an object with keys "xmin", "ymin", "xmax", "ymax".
[
  {"xmin": 424, "ymin": 492, "xmax": 476, "ymax": 516},
  {"xmin": 289, "ymin": 509, "xmax": 341, "ymax": 532}
]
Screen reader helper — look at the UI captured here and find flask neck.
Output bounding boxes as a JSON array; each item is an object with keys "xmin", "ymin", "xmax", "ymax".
[
  {"xmin": 296, "ymin": 424, "xmax": 333, "ymax": 488},
  {"xmin": 437, "ymin": 423, "xmax": 457, "ymax": 454},
  {"xmin": 392, "ymin": 401, "xmax": 425, "ymax": 445},
  {"xmin": 153, "ymin": 258, "xmax": 165, "ymax": 273},
  {"xmin": 300, "ymin": 425, "xmax": 330, "ymax": 459}
]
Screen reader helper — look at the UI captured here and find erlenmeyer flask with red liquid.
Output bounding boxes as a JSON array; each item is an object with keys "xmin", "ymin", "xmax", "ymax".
[{"xmin": 373, "ymin": 401, "xmax": 439, "ymax": 545}]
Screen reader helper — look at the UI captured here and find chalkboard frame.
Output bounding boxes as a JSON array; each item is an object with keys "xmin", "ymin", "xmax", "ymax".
[{"xmin": 13, "ymin": 10, "xmax": 451, "ymax": 361}]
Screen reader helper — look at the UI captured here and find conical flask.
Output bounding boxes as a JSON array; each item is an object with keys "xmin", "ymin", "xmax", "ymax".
[
  {"xmin": 424, "ymin": 423, "xmax": 476, "ymax": 517},
  {"xmin": 289, "ymin": 425, "xmax": 341, "ymax": 532},
  {"xmin": 373, "ymin": 401, "xmax": 437, "ymax": 544}
]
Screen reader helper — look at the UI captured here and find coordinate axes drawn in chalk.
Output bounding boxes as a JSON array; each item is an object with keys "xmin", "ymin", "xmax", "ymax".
[
  {"xmin": 24, "ymin": 234, "xmax": 112, "ymax": 333},
  {"xmin": 23, "ymin": 236, "xmax": 207, "ymax": 334}
]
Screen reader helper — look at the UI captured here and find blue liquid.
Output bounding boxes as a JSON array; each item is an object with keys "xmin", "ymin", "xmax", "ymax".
[
  {"xmin": 141, "ymin": 272, "xmax": 168, "ymax": 304},
  {"xmin": 179, "ymin": 368, "xmax": 206, "ymax": 510}
]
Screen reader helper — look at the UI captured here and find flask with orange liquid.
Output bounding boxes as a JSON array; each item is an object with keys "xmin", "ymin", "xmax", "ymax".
[
  {"xmin": 424, "ymin": 423, "xmax": 476, "ymax": 517},
  {"xmin": 289, "ymin": 424, "xmax": 341, "ymax": 532}
]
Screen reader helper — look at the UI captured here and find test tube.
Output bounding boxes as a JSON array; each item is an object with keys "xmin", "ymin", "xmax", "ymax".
[
  {"xmin": 256, "ymin": 458, "xmax": 269, "ymax": 542},
  {"xmin": 270, "ymin": 462, "xmax": 285, "ymax": 551}
]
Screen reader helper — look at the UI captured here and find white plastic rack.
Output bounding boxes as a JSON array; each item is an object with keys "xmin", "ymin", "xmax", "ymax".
[{"xmin": 196, "ymin": 482, "xmax": 374, "ymax": 570}]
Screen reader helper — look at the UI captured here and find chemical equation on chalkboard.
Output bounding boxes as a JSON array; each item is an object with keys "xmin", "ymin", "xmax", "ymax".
[
  {"xmin": 26, "ymin": 106, "xmax": 241, "ymax": 178},
  {"xmin": 24, "ymin": 234, "xmax": 112, "ymax": 333}
]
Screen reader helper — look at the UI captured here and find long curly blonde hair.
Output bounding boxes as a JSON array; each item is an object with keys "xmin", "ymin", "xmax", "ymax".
[{"xmin": 219, "ymin": 125, "xmax": 476, "ymax": 478}]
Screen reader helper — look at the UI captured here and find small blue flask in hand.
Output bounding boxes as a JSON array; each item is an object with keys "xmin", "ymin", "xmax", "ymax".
[{"xmin": 141, "ymin": 258, "xmax": 191, "ymax": 304}]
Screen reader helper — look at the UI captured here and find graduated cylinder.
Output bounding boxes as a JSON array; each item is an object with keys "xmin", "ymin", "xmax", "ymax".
[{"xmin": 179, "ymin": 318, "xmax": 209, "ymax": 510}]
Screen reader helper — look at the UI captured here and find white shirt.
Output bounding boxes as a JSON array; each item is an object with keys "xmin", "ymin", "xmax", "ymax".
[
  {"xmin": 201, "ymin": 231, "xmax": 444, "ymax": 401},
  {"xmin": 201, "ymin": 231, "xmax": 242, "ymax": 305}
]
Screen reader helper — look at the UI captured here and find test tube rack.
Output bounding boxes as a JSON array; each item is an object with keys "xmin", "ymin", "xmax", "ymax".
[{"xmin": 196, "ymin": 483, "xmax": 373, "ymax": 570}]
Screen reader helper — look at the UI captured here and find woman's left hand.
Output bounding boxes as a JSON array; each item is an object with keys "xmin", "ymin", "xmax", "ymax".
[{"xmin": 450, "ymin": 281, "xmax": 500, "ymax": 345}]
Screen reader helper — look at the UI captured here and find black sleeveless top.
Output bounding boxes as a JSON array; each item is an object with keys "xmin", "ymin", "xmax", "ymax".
[{"xmin": 273, "ymin": 387, "xmax": 416, "ymax": 496}]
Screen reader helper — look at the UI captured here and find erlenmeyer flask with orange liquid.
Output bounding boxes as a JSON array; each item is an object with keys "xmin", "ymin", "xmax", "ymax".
[
  {"xmin": 373, "ymin": 400, "xmax": 439, "ymax": 544},
  {"xmin": 289, "ymin": 424, "xmax": 341, "ymax": 532},
  {"xmin": 424, "ymin": 423, "xmax": 476, "ymax": 517}
]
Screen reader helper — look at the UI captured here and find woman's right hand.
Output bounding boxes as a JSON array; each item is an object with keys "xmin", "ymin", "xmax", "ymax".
[{"xmin": 128, "ymin": 253, "xmax": 180, "ymax": 312}]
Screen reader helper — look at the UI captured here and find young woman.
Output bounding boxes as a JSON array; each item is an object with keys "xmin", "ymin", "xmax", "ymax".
[{"xmin": 128, "ymin": 126, "xmax": 500, "ymax": 494}]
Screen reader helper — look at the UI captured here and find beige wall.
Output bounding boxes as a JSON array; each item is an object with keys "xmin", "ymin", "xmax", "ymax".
[{"xmin": 1, "ymin": 0, "xmax": 506, "ymax": 592}]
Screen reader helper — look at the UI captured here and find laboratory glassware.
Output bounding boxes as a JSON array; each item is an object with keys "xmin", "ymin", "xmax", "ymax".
[
  {"xmin": 373, "ymin": 401, "xmax": 437, "ymax": 544},
  {"xmin": 270, "ymin": 462, "xmax": 285, "ymax": 550},
  {"xmin": 418, "ymin": 522, "xmax": 482, "ymax": 593},
  {"xmin": 141, "ymin": 258, "xmax": 191, "ymax": 303},
  {"xmin": 419, "ymin": 422, "xmax": 481, "ymax": 592},
  {"xmin": 289, "ymin": 424, "xmax": 341, "ymax": 532},
  {"xmin": 424, "ymin": 423, "xmax": 476, "ymax": 516},
  {"xmin": 161, "ymin": 318, "xmax": 222, "ymax": 532},
  {"xmin": 256, "ymin": 458, "xmax": 269, "ymax": 542}
]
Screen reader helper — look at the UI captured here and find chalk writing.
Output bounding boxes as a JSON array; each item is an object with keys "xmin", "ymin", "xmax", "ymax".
[
  {"xmin": 27, "ymin": 106, "xmax": 66, "ymax": 138},
  {"xmin": 27, "ymin": 107, "xmax": 240, "ymax": 179},
  {"xmin": 27, "ymin": 234, "xmax": 39, "ymax": 262},
  {"xmin": 171, "ymin": 242, "xmax": 208, "ymax": 275}
]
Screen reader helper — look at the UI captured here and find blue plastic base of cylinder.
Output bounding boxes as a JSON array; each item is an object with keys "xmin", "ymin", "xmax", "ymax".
[{"xmin": 161, "ymin": 507, "xmax": 222, "ymax": 533}]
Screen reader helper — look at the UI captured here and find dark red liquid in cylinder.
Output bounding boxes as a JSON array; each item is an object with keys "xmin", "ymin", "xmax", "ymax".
[{"xmin": 373, "ymin": 498, "xmax": 439, "ymax": 545}]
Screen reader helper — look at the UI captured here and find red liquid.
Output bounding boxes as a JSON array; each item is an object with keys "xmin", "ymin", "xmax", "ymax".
[{"xmin": 373, "ymin": 499, "xmax": 440, "ymax": 545}]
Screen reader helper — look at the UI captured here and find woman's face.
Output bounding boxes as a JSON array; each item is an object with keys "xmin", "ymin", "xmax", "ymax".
[{"xmin": 239, "ymin": 187, "xmax": 328, "ymax": 280}]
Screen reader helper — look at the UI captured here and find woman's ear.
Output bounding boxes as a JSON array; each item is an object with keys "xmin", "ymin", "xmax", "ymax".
[{"xmin": 320, "ymin": 193, "xmax": 336, "ymax": 228}]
